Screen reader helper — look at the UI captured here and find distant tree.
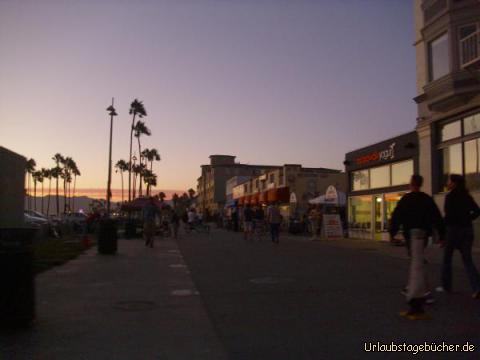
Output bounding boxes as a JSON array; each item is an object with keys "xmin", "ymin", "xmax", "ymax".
[
  {"xmin": 115, "ymin": 160, "xmax": 129, "ymax": 203},
  {"xmin": 71, "ymin": 160, "xmax": 80, "ymax": 212},
  {"xmin": 141, "ymin": 148, "xmax": 161, "ymax": 172},
  {"xmin": 172, "ymin": 193, "xmax": 179, "ymax": 209},
  {"xmin": 32, "ymin": 170, "xmax": 43, "ymax": 211},
  {"xmin": 134, "ymin": 121, "xmax": 151, "ymax": 197},
  {"xmin": 26, "ymin": 158, "xmax": 36, "ymax": 210},
  {"xmin": 45, "ymin": 168, "xmax": 53, "ymax": 215},
  {"xmin": 143, "ymin": 169, "xmax": 157, "ymax": 196},
  {"xmin": 39, "ymin": 168, "xmax": 47, "ymax": 213},
  {"xmin": 52, "ymin": 153, "xmax": 64, "ymax": 215},
  {"xmin": 128, "ymin": 99, "xmax": 147, "ymax": 202},
  {"xmin": 188, "ymin": 188, "xmax": 196, "ymax": 199},
  {"xmin": 158, "ymin": 191, "xmax": 166, "ymax": 202}
]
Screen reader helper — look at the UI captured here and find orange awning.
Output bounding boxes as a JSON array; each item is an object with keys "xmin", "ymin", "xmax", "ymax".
[
  {"xmin": 266, "ymin": 187, "xmax": 290, "ymax": 203},
  {"xmin": 250, "ymin": 193, "xmax": 259, "ymax": 205}
]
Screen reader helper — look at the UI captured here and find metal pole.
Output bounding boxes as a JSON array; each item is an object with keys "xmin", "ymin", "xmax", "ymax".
[{"xmin": 107, "ymin": 98, "xmax": 114, "ymax": 216}]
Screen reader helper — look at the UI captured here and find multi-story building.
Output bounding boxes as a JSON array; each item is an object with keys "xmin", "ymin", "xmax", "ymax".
[
  {"xmin": 196, "ymin": 155, "xmax": 279, "ymax": 214},
  {"xmin": 232, "ymin": 164, "xmax": 346, "ymax": 218},
  {"xmin": 414, "ymin": 0, "xmax": 480, "ymax": 240}
]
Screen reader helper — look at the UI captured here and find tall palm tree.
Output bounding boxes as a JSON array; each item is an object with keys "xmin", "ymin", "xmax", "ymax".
[
  {"xmin": 141, "ymin": 148, "xmax": 161, "ymax": 172},
  {"xmin": 45, "ymin": 168, "xmax": 53, "ymax": 215},
  {"xmin": 115, "ymin": 160, "xmax": 129, "ymax": 202},
  {"xmin": 39, "ymin": 168, "xmax": 47, "ymax": 213},
  {"xmin": 134, "ymin": 121, "xmax": 151, "ymax": 197},
  {"xmin": 26, "ymin": 158, "xmax": 36, "ymax": 210},
  {"xmin": 128, "ymin": 99, "xmax": 147, "ymax": 202},
  {"xmin": 71, "ymin": 160, "xmax": 80, "ymax": 212},
  {"xmin": 61, "ymin": 156, "xmax": 74, "ymax": 213},
  {"xmin": 52, "ymin": 153, "xmax": 64, "ymax": 215},
  {"xmin": 32, "ymin": 170, "xmax": 43, "ymax": 211}
]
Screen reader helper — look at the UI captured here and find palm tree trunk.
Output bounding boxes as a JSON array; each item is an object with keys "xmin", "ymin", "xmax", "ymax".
[
  {"xmin": 27, "ymin": 174, "xmax": 31, "ymax": 210},
  {"xmin": 47, "ymin": 178, "xmax": 52, "ymax": 216},
  {"xmin": 138, "ymin": 137, "xmax": 143, "ymax": 197},
  {"xmin": 132, "ymin": 173, "xmax": 136, "ymax": 199},
  {"xmin": 41, "ymin": 182, "xmax": 44, "ymax": 213},
  {"xmin": 128, "ymin": 114, "xmax": 136, "ymax": 202},
  {"xmin": 121, "ymin": 172, "xmax": 124, "ymax": 203},
  {"xmin": 33, "ymin": 180, "xmax": 37, "ymax": 211},
  {"xmin": 63, "ymin": 177, "xmax": 67, "ymax": 213},
  {"xmin": 73, "ymin": 175, "xmax": 77, "ymax": 212},
  {"xmin": 56, "ymin": 176, "xmax": 59, "ymax": 215}
]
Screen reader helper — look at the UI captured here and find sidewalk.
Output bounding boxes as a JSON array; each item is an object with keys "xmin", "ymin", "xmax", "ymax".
[{"xmin": 0, "ymin": 237, "xmax": 228, "ymax": 360}]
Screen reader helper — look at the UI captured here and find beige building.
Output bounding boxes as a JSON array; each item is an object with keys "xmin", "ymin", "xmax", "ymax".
[
  {"xmin": 413, "ymin": 0, "xmax": 480, "ymax": 238},
  {"xmin": 196, "ymin": 155, "xmax": 279, "ymax": 214},
  {"xmin": 232, "ymin": 164, "xmax": 346, "ymax": 217},
  {"xmin": 0, "ymin": 147, "xmax": 26, "ymax": 228}
]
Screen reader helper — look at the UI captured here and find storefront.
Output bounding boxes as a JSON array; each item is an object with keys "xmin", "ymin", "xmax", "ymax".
[{"xmin": 344, "ymin": 131, "xmax": 418, "ymax": 240}]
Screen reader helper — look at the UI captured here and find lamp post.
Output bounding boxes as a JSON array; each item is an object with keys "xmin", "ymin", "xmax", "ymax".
[{"xmin": 106, "ymin": 99, "xmax": 117, "ymax": 216}]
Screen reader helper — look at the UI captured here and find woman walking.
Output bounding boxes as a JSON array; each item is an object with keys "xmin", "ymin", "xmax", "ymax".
[{"xmin": 440, "ymin": 174, "xmax": 480, "ymax": 298}]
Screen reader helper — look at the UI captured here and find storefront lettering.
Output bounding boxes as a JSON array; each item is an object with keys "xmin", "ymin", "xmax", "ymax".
[{"xmin": 355, "ymin": 143, "xmax": 396, "ymax": 165}]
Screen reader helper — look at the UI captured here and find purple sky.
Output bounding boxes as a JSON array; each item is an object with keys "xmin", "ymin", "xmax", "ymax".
[{"xmin": 0, "ymin": 0, "xmax": 416, "ymax": 191}]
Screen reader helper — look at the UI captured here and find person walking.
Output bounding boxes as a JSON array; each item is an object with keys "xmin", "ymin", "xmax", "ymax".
[
  {"xmin": 267, "ymin": 202, "xmax": 282, "ymax": 244},
  {"xmin": 243, "ymin": 204, "xmax": 254, "ymax": 241},
  {"xmin": 253, "ymin": 205, "xmax": 266, "ymax": 241},
  {"xmin": 142, "ymin": 197, "xmax": 160, "ymax": 248},
  {"xmin": 171, "ymin": 210, "xmax": 180, "ymax": 239},
  {"xmin": 439, "ymin": 174, "xmax": 480, "ymax": 298},
  {"xmin": 390, "ymin": 175, "xmax": 444, "ymax": 320}
]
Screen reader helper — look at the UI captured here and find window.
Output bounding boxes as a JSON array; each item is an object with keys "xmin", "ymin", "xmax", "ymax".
[
  {"xmin": 352, "ymin": 170, "xmax": 369, "ymax": 191},
  {"xmin": 464, "ymin": 113, "xmax": 480, "ymax": 135},
  {"xmin": 440, "ymin": 120, "xmax": 461, "ymax": 141},
  {"xmin": 279, "ymin": 174, "xmax": 284, "ymax": 185},
  {"xmin": 391, "ymin": 160, "xmax": 414, "ymax": 186},
  {"xmin": 370, "ymin": 165, "xmax": 390, "ymax": 189},
  {"xmin": 269, "ymin": 174, "xmax": 275, "ymax": 183},
  {"xmin": 429, "ymin": 33, "xmax": 449, "ymax": 81},
  {"xmin": 255, "ymin": 179, "xmax": 259, "ymax": 189},
  {"xmin": 465, "ymin": 139, "xmax": 480, "ymax": 191},
  {"xmin": 348, "ymin": 195, "xmax": 372, "ymax": 231},
  {"xmin": 460, "ymin": 24, "xmax": 477, "ymax": 40},
  {"xmin": 442, "ymin": 143, "xmax": 463, "ymax": 187}
]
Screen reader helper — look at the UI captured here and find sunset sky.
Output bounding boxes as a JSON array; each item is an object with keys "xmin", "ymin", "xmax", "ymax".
[{"xmin": 0, "ymin": 0, "xmax": 416, "ymax": 195}]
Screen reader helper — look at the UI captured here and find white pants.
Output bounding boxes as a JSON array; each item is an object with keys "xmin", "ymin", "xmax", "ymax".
[{"xmin": 407, "ymin": 229, "xmax": 427, "ymax": 301}]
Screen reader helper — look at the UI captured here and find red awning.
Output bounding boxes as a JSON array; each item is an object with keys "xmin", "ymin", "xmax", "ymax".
[
  {"xmin": 259, "ymin": 191, "xmax": 268, "ymax": 204},
  {"xmin": 244, "ymin": 195, "xmax": 252, "ymax": 205},
  {"xmin": 250, "ymin": 193, "xmax": 259, "ymax": 205},
  {"xmin": 238, "ymin": 197, "xmax": 245, "ymax": 206}
]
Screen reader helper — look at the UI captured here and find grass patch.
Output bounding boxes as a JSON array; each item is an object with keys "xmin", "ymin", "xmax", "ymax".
[{"xmin": 33, "ymin": 237, "xmax": 93, "ymax": 274}]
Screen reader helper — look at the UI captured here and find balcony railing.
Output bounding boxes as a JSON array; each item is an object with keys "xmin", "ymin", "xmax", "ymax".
[{"xmin": 461, "ymin": 29, "xmax": 480, "ymax": 69}]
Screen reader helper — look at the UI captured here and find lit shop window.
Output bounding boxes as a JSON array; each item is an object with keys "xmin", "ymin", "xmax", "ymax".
[
  {"xmin": 369, "ymin": 165, "xmax": 390, "ymax": 189},
  {"xmin": 429, "ymin": 33, "xmax": 449, "ymax": 81},
  {"xmin": 442, "ymin": 143, "xmax": 463, "ymax": 188},
  {"xmin": 464, "ymin": 113, "xmax": 480, "ymax": 135},
  {"xmin": 348, "ymin": 195, "xmax": 372, "ymax": 231},
  {"xmin": 391, "ymin": 160, "xmax": 414, "ymax": 186},
  {"xmin": 440, "ymin": 120, "xmax": 461, "ymax": 141},
  {"xmin": 352, "ymin": 170, "xmax": 369, "ymax": 191},
  {"xmin": 465, "ymin": 139, "xmax": 480, "ymax": 191}
]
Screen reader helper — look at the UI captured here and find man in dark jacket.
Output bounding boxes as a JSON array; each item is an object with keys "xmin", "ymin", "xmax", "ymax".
[
  {"xmin": 390, "ymin": 175, "xmax": 444, "ymax": 320},
  {"xmin": 440, "ymin": 174, "xmax": 480, "ymax": 298}
]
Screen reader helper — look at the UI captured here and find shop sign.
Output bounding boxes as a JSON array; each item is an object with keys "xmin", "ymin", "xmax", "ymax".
[
  {"xmin": 289, "ymin": 192, "xmax": 297, "ymax": 203},
  {"xmin": 355, "ymin": 143, "xmax": 396, "ymax": 165},
  {"xmin": 323, "ymin": 214, "xmax": 343, "ymax": 239},
  {"xmin": 325, "ymin": 186, "xmax": 338, "ymax": 203}
]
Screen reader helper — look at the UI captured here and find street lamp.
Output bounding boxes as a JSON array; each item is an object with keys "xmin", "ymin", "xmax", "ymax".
[{"xmin": 106, "ymin": 99, "xmax": 117, "ymax": 216}]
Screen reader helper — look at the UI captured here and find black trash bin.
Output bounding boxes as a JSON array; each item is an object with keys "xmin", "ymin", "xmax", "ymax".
[
  {"xmin": 97, "ymin": 219, "xmax": 118, "ymax": 255},
  {"xmin": 0, "ymin": 228, "xmax": 36, "ymax": 329}
]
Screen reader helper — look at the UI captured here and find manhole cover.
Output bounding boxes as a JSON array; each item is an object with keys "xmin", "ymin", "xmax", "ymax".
[
  {"xmin": 249, "ymin": 277, "xmax": 294, "ymax": 284},
  {"xmin": 113, "ymin": 301, "xmax": 157, "ymax": 312},
  {"xmin": 170, "ymin": 289, "xmax": 199, "ymax": 296}
]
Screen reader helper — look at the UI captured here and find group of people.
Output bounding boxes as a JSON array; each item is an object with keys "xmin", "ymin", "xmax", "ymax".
[
  {"xmin": 390, "ymin": 174, "xmax": 480, "ymax": 320},
  {"xmin": 241, "ymin": 203, "xmax": 282, "ymax": 243},
  {"xmin": 142, "ymin": 197, "xmax": 180, "ymax": 248}
]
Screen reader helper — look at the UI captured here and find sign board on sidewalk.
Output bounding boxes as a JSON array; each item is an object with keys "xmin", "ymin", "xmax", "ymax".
[{"xmin": 323, "ymin": 214, "xmax": 343, "ymax": 239}]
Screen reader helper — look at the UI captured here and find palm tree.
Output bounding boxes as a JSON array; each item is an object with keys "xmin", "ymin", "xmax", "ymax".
[
  {"xmin": 26, "ymin": 158, "xmax": 36, "ymax": 210},
  {"xmin": 134, "ymin": 121, "xmax": 151, "ymax": 197},
  {"xmin": 158, "ymin": 191, "xmax": 166, "ymax": 203},
  {"xmin": 71, "ymin": 160, "xmax": 80, "ymax": 212},
  {"xmin": 61, "ymin": 156, "xmax": 74, "ymax": 213},
  {"xmin": 45, "ymin": 168, "xmax": 53, "ymax": 215},
  {"xmin": 141, "ymin": 148, "xmax": 161, "ymax": 172},
  {"xmin": 132, "ymin": 163, "xmax": 143, "ymax": 200},
  {"xmin": 115, "ymin": 160, "xmax": 129, "ymax": 203},
  {"xmin": 188, "ymin": 188, "xmax": 196, "ymax": 200},
  {"xmin": 39, "ymin": 168, "xmax": 47, "ymax": 213},
  {"xmin": 128, "ymin": 99, "xmax": 147, "ymax": 202},
  {"xmin": 143, "ymin": 170, "xmax": 157, "ymax": 196},
  {"xmin": 52, "ymin": 153, "xmax": 64, "ymax": 215},
  {"xmin": 32, "ymin": 170, "xmax": 43, "ymax": 211}
]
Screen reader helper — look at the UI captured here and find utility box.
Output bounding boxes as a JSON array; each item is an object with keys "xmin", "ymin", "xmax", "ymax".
[{"xmin": 0, "ymin": 146, "xmax": 26, "ymax": 228}]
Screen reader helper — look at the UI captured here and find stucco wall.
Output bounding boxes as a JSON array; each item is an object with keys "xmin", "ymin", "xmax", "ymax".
[{"xmin": 0, "ymin": 147, "xmax": 26, "ymax": 228}]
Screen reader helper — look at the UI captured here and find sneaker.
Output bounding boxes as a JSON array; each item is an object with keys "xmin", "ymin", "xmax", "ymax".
[{"xmin": 424, "ymin": 292, "xmax": 436, "ymax": 305}]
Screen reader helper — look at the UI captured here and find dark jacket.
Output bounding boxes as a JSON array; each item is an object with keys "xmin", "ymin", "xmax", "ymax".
[
  {"xmin": 390, "ymin": 191, "xmax": 445, "ymax": 239},
  {"xmin": 444, "ymin": 188, "xmax": 480, "ymax": 228}
]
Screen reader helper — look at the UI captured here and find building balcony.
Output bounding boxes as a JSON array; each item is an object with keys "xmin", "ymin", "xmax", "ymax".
[
  {"xmin": 461, "ymin": 29, "xmax": 480, "ymax": 69},
  {"xmin": 415, "ymin": 70, "xmax": 480, "ymax": 112}
]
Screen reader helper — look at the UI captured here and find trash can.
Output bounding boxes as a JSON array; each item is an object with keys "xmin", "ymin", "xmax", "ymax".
[
  {"xmin": 0, "ymin": 228, "xmax": 36, "ymax": 329},
  {"xmin": 97, "ymin": 218, "xmax": 117, "ymax": 255}
]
